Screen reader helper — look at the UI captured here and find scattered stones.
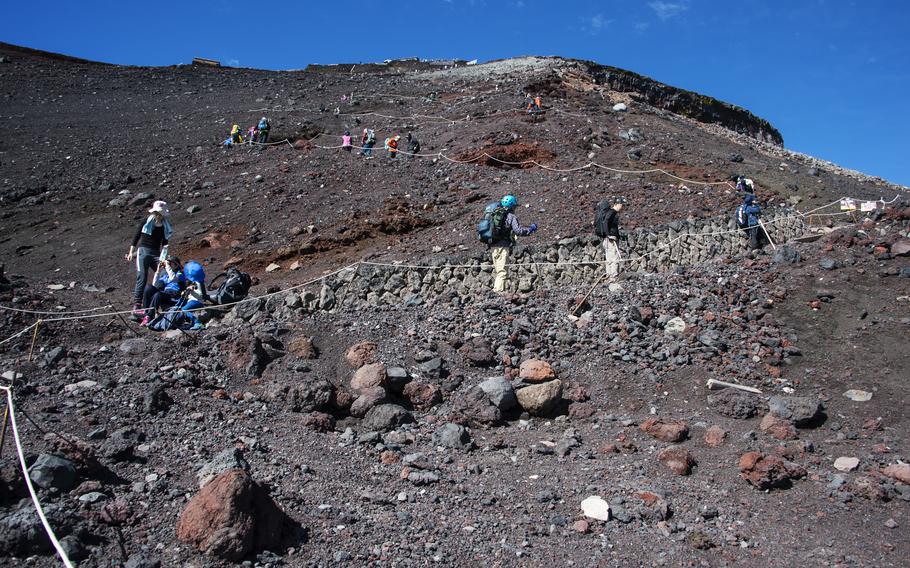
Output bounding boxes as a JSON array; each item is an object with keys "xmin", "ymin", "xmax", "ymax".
[
  {"xmin": 833, "ymin": 457, "xmax": 860, "ymax": 472},
  {"xmin": 580, "ymin": 495, "xmax": 611, "ymax": 521},
  {"xmin": 657, "ymin": 446, "xmax": 695, "ymax": 475},
  {"xmin": 640, "ymin": 418, "xmax": 689, "ymax": 442},
  {"xmin": 28, "ymin": 454, "xmax": 77, "ymax": 491},
  {"xmin": 704, "ymin": 425, "xmax": 727, "ymax": 447},
  {"xmin": 176, "ymin": 469, "xmax": 296, "ymax": 561},
  {"xmin": 738, "ymin": 451, "xmax": 806, "ymax": 490},
  {"xmin": 518, "ymin": 359, "xmax": 556, "ymax": 383},
  {"xmin": 515, "ymin": 379, "xmax": 562, "ymax": 416}
]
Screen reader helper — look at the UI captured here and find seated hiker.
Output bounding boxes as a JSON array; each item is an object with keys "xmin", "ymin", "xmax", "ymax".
[
  {"xmin": 257, "ymin": 117, "xmax": 271, "ymax": 143},
  {"xmin": 178, "ymin": 260, "xmax": 211, "ymax": 330},
  {"xmin": 736, "ymin": 194, "xmax": 763, "ymax": 250},
  {"xmin": 224, "ymin": 124, "xmax": 243, "ymax": 146},
  {"xmin": 140, "ymin": 255, "xmax": 186, "ymax": 326},
  {"xmin": 526, "ymin": 94, "xmax": 542, "ymax": 115},
  {"xmin": 406, "ymin": 132, "xmax": 420, "ymax": 157},
  {"xmin": 342, "ymin": 130, "xmax": 353, "ymax": 152}
]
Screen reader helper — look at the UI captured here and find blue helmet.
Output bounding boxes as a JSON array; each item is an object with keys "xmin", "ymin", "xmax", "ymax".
[
  {"xmin": 184, "ymin": 261, "xmax": 206, "ymax": 283},
  {"xmin": 501, "ymin": 195, "xmax": 517, "ymax": 208}
]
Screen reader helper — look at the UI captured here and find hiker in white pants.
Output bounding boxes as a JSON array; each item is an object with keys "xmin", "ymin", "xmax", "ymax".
[{"xmin": 594, "ymin": 200, "xmax": 624, "ymax": 279}]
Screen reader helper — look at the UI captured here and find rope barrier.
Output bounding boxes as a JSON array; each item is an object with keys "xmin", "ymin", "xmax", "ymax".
[
  {"xmin": 0, "ymin": 304, "xmax": 114, "ymax": 316},
  {"xmin": 0, "ymin": 385, "xmax": 75, "ymax": 568}
]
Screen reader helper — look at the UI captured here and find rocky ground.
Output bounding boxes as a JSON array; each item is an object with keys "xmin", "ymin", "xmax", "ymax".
[{"xmin": 0, "ymin": 44, "xmax": 909, "ymax": 567}]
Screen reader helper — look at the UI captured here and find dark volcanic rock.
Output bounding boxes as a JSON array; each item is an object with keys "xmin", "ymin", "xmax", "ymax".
[
  {"xmin": 768, "ymin": 396, "xmax": 822, "ymax": 427},
  {"xmin": 708, "ymin": 389, "xmax": 761, "ymax": 419},
  {"xmin": 361, "ymin": 404, "xmax": 414, "ymax": 431}
]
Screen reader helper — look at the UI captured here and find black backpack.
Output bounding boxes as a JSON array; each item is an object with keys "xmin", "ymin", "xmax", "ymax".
[
  {"xmin": 208, "ymin": 268, "xmax": 252, "ymax": 305},
  {"xmin": 594, "ymin": 202, "xmax": 614, "ymax": 238},
  {"xmin": 477, "ymin": 203, "xmax": 509, "ymax": 244}
]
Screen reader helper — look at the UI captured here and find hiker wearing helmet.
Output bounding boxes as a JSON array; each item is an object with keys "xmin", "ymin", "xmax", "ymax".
[
  {"xmin": 257, "ymin": 117, "xmax": 270, "ymax": 143},
  {"xmin": 126, "ymin": 200, "xmax": 173, "ymax": 319},
  {"xmin": 735, "ymin": 194, "xmax": 763, "ymax": 250},
  {"xmin": 594, "ymin": 200, "xmax": 624, "ymax": 279},
  {"xmin": 482, "ymin": 194, "xmax": 538, "ymax": 293},
  {"xmin": 139, "ymin": 255, "xmax": 186, "ymax": 327}
]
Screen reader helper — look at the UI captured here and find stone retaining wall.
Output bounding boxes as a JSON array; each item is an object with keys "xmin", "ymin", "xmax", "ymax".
[{"xmin": 250, "ymin": 209, "xmax": 805, "ymax": 316}]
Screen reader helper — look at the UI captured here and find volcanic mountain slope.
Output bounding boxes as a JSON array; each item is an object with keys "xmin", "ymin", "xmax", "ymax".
[{"xmin": 0, "ymin": 44, "xmax": 908, "ymax": 567}]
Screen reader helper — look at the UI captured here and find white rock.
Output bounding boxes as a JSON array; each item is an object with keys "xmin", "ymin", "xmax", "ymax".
[
  {"xmin": 265, "ymin": 263, "xmax": 281, "ymax": 272},
  {"xmin": 47, "ymin": 284, "xmax": 65, "ymax": 291},
  {"xmin": 834, "ymin": 456, "xmax": 859, "ymax": 472},
  {"xmin": 664, "ymin": 317, "xmax": 687, "ymax": 335},
  {"xmin": 608, "ymin": 282, "xmax": 624, "ymax": 293},
  {"xmin": 63, "ymin": 380, "xmax": 98, "ymax": 393},
  {"xmin": 1, "ymin": 371, "xmax": 23, "ymax": 382},
  {"xmin": 581, "ymin": 495, "xmax": 611, "ymax": 521},
  {"xmin": 843, "ymin": 389, "xmax": 872, "ymax": 402},
  {"xmin": 612, "ymin": 103, "xmax": 628, "ymax": 112}
]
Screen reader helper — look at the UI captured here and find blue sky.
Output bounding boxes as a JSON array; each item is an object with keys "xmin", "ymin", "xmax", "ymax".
[{"xmin": 2, "ymin": 1, "xmax": 908, "ymax": 186}]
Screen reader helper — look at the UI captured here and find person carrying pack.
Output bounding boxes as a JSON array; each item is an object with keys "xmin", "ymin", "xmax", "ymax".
[
  {"xmin": 593, "ymin": 199, "xmax": 624, "ymax": 279},
  {"xmin": 477, "ymin": 194, "xmax": 537, "ymax": 293},
  {"xmin": 148, "ymin": 260, "xmax": 210, "ymax": 331},
  {"xmin": 224, "ymin": 124, "xmax": 243, "ymax": 146},
  {"xmin": 257, "ymin": 117, "xmax": 270, "ymax": 143},
  {"xmin": 386, "ymin": 135, "xmax": 400, "ymax": 158},
  {"xmin": 342, "ymin": 130, "xmax": 353, "ymax": 152},
  {"xmin": 406, "ymin": 132, "xmax": 420, "ymax": 157},
  {"xmin": 736, "ymin": 194, "xmax": 763, "ymax": 250},
  {"xmin": 208, "ymin": 267, "xmax": 252, "ymax": 306},
  {"xmin": 735, "ymin": 175, "xmax": 755, "ymax": 193},
  {"xmin": 360, "ymin": 128, "xmax": 376, "ymax": 158}
]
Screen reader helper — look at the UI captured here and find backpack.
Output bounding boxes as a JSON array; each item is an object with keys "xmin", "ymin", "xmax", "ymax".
[
  {"xmin": 147, "ymin": 308, "xmax": 193, "ymax": 332},
  {"xmin": 735, "ymin": 205, "xmax": 748, "ymax": 228},
  {"xmin": 594, "ymin": 203, "xmax": 614, "ymax": 238},
  {"xmin": 258, "ymin": 119, "xmax": 269, "ymax": 130},
  {"xmin": 477, "ymin": 202, "xmax": 509, "ymax": 244},
  {"xmin": 366, "ymin": 129, "xmax": 376, "ymax": 144},
  {"xmin": 208, "ymin": 268, "xmax": 252, "ymax": 305}
]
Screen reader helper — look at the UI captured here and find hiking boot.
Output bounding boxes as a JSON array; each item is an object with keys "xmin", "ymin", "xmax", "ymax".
[
  {"xmin": 131, "ymin": 305, "xmax": 145, "ymax": 321},
  {"xmin": 139, "ymin": 316, "xmax": 150, "ymax": 327}
]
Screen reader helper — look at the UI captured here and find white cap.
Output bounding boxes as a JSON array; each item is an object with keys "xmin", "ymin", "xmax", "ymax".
[{"xmin": 149, "ymin": 200, "xmax": 170, "ymax": 216}]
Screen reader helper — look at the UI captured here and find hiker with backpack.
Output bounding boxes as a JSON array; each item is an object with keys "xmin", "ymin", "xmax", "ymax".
[
  {"xmin": 342, "ymin": 130, "xmax": 353, "ymax": 152},
  {"xmin": 139, "ymin": 255, "xmax": 186, "ymax": 327},
  {"xmin": 257, "ymin": 117, "xmax": 271, "ymax": 143},
  {"xmin": 406, "ymin": 132, "xmax": 420, "ymax": 157},
  {"xmin": 477, "ymin": 194, "xmax": 538, "ymax": 293},
  {"xmin": 360, "ymin": 128, "xmax": 376, "ymax": 158},
  {"xmin": 385, "ymin": 135, "xmax": 401, "ymax": 158},
  {"xmin": 148, "ymin": 261, "xmax": 210, "ymax": 331},
  {"xmin": 736, "ymin": 194, "xmax": 763, "ymax": 250},
  {"xmin": 735, "ymin": 175, "xmax": 755, "ymax": 193},
  {"xmin": 593, "ymin": 200, "xmax": 624, "ymax": 279},
  {"xmin": 223, "ymin": 124, "xmax": 243, "ymax": 146},
  {"xmin": 126, "ymin": 200, "xmax": 173, "ymax": 320}
]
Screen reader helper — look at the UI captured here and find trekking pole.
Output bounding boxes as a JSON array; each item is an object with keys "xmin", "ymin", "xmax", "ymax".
[
  {"xmin": 571, "ymin": 244, "xmax": 623, "ymax": 316},
  {"xmin": 758, "ymin": 218, "xmax": 777, "ymax": 250}
]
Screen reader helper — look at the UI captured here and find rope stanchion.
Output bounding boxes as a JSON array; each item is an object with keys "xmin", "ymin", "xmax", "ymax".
[
  {"xmin": 0, "ymin": 385, "xmax": 75, "ymax": 568},
  {"xmin": 27, "ymin": 320, "xmax": 42, "ymax": 363}
]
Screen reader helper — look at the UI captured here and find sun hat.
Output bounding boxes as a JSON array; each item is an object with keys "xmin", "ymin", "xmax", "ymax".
[{"xmin": 149, "ymin": 200, "xmax": 170, "ymax": 216}]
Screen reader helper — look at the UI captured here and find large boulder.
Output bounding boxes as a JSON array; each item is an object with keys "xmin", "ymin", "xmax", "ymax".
[
  {"xmin": 402, "ymin": 381, "xmax": 443, "ymax": 410},
  {"xmin": 453, "ymin": 386, "xmax": 503, "ymax": 425},
  {"xmin": 197, "ymin": 448, "xmax": 251, "ymax": 488},
  {"xmin": 29, "ymin": 454, "xmax": 77, "ymax": 491},
  {"xmin": 361, "ymin": 404, "xmax": 414, "ymax": 432},
  {"xmin": 351, "ymin": 363, "xmax": 386, "ymax": 393},
  {"xmin": 707, "ymin": 390, "xmax": 760, "ymax": 419},
  {"xmin": 479, "ymin": 376, "xmax": 517, "ymax": 411},
  {"xmin": 350, "ymin": 387, "xmax": 387, "ymax": 417},
  {"xmin": 176, "ymin": 469, "xmax": 295, "ymax": 561},
  {"xmin": 768, "ymin": 396, "xmax": 822, "ymax": 427},
  {"xmin": 738, "ymin": 451, "xmax": 806, "ymax": 490},
  {"xmin": 657, "ymin": 447, "xmax": 695, "ymax": 475},
  {"xmin": 515, "ymin": 380, "xmax": 562, "ymax": 416},
  {"xmin": 518, "ymin": 359, "xmax": 556, "ymax": 383},
  {"xmin": 267, "ymin": 379, "xmax": 333, "ymax": 413},
  {"xmin": 432, "ymin": 423, "xmax": 473, "ymax": 450}
]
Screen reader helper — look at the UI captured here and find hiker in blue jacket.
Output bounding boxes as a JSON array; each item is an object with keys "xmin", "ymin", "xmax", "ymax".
[
  {"xmin": 139, "ymin": 255, "xmax": 186, "ymax": 326},
  {"xmin": 736, "ymin": 194, "xmax": 763, "ymax": 250}
]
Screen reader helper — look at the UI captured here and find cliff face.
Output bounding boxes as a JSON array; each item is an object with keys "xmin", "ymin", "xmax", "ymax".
[{"xmin": 582, "ymin": 61, "xmax": 784, "ymax": 146}]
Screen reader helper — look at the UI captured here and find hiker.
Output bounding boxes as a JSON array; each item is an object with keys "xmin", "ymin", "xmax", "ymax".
[
  {"xmin": 406, "ymin": 132, "xmax": 420, "ymax": 157},
  {"xmin": 481, "ymin": 194, "xmax": 537, "ymax": 293},
  {"xmin": 527, "ymin": 94, "xmax": 542, "ymax": 115},
  {"xmin": 126, "ymin": 200, "xmax": 173, "ymax": 319},
  {"xmin": 176, "ymin": 260, "xmax": 210, "ymax": 330},
  {"xmin": 247, "ymin": 125, "xmax": 258, "ymax": 145},
  {"xmin": 342, "ymin": 130, "xmax": 353, "ymax": 152},
  {"xmin": 386, "ymin": 135, "xmax": 400, "ymax": 158},
  {"xmin": 736, "ymin": 194, "xmax": 763, "ymax": 250},
  {"xmin": 224, "ymin": 124, "xmax": 243, "ymax": 146},
  {"xmin": 256, "ymin": 117, "xmax": 270, "ymax": 143},
  {"xmin": 360, "ymin": 128, "xmax": 376, "ymax": 158},
  {"xmin": 139, "ymin": 255, "xmax": 186, "ymax": 326},
  {"xmin": 594, "ymin": 200, "xmax": 624, "ymax": 279},
  {"xmin": 736, "ymin": 175, "xmax": 755, "ymax": 193}
]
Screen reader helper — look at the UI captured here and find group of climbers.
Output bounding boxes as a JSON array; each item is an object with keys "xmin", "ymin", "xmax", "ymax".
[
  {"xmin": 125, "ymin": 201, "xmax": 252, "ymax": 332},
  {"xmin": 223, "ymin": 117, "xmax": 270, "ymax": 146}
]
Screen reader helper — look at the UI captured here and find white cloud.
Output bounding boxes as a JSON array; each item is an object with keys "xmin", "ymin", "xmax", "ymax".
[
  {"xmin": 227, "ymin": 59, "xmax": 240, "ymax": 66},
  {"xmin": 648, "ymin": 1, "xmax": 689, "ymax": 21},
  {"xmin": 591, "ymin": 13, "xmax": 606, "ymax": 29}
]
